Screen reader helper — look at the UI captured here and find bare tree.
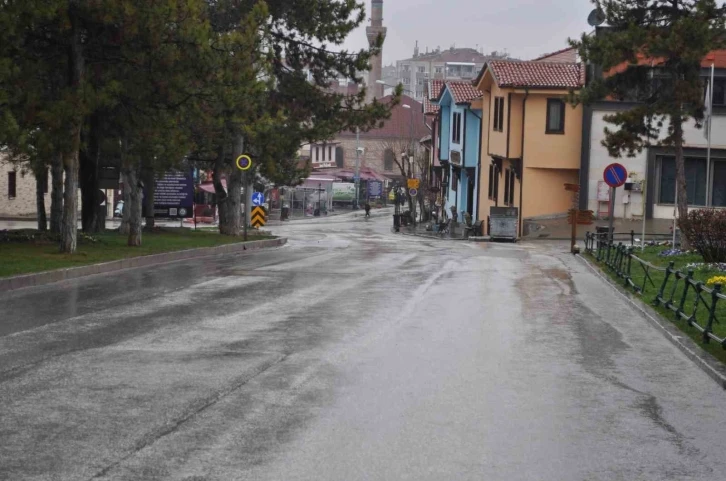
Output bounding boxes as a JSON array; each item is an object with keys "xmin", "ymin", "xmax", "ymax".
[{"xmin": 377, "ymin": 136, "xmax": 426, "ymax": 216}]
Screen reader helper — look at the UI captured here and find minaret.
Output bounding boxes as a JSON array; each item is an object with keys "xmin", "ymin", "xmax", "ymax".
[{"xmin": 366, "ymin": 0, "xmax": 386, "ymax": 102}]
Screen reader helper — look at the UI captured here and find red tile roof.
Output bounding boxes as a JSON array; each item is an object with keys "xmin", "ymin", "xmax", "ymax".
[
  {"xmin": 446, "ymin": 81, "xmax": 482, "ymax": 104},
  {"xmin": 532, "ymin": 47, "xmax": 577, "ymax": 63},
  {"xmin": 488, "ymin": 61, "xmax": 584, "ymax": 89},
  {"xmin": 338, "ymin": 95, "xmax": 431, "ymax": 140},
  {"xmin": 429, "ymin": 79, "xmax": 445, "ymax": 100},
  {"xmin": 423, "ymin": 79, "xmax": 444, "ymax": 115}
]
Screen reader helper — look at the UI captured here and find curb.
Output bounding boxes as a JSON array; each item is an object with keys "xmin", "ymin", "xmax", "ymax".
[
  {"xmin": 0, "ymin": 237, "xmax": 288, "ymax": 293},
  {"xmin": 575, "ymin": 253, "xmax": 726, "ymax": 390}
]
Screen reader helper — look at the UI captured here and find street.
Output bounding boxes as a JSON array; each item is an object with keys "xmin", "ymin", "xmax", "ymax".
[{"xmin": 2, "ymin": 214, "xmax": 726, "ymax": 481}]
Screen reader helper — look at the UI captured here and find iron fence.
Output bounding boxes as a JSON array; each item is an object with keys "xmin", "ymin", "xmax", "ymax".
[{"xmin": 584, "ymin": 231, "xmax": 726, "ymax": 349}]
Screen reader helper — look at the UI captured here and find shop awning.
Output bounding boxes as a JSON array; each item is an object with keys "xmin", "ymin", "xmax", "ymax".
[{"xmin": 198, "ymin": 180, "xmax": 226, "ymax": 194}]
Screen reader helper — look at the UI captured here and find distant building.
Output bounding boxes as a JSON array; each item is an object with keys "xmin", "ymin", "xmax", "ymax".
[{"xmin": 395, "ymin": 44, "xmax": 513, "ymax": 100}]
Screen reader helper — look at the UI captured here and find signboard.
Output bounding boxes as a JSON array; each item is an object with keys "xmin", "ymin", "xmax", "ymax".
[
  {"xmin": 407, "ymin": 178, "xmax": 420, "ymax": 189},
  {"xmin": 409, "ymin": 188, "xmax": 418, "ymax": 197},
  {"xmin": 604, "ymin": 163, "xmax": 628, "ymax": 188},
  {"xmin": 368, "ymin": 181, "xmax": 383, "ymax": 197},
  {"xmin": 251, "ymin": 192, "xmax": 265, "ymax": 206},
  {"xmin": 332, "ymin": 182, "xmax": 356, "ymax": 202},
  {"xmin": 146, "ymin": 169, "xmax": 194, "ymax": 218},
  {"xmin": 251, "ymin": 206, "xmax": 266, "ymax": 228}
]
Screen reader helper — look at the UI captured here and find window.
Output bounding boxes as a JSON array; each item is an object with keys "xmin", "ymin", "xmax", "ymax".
[
  {"xmin": 418, "ymin": 66, "xmax": 426, "ymax": 73},
  {"xmin": 493, "ymin": 166, "xmax": 499, "ymax": 200},
  {"xmin": 315, "ymin": 146, "xmax": 319, "ymax": 161},
  {"xmin": 504, "ymin": 169, "xmax": 510, "ymax": 206},
  {"xmin": 435, "ymin": 67, "xmax": 443, "ymax": 74},
  {"xmin": 7, "ymin": 171, "xmax": 16, "ymax": 198},
  {"xmin": 488, "ymin": 164, "xmax": 495, "ymax": 199},
  {"xmin": 384, "ymin": 149, "xmax": 395, "ymax": 171},
  {"xmin": 328, "ymin": 145, "xmax": 333, "ymax": 161},
  {"xmin": 546, "ymin": 99, "xmax": 565, "ymax": 134},
  {"xmin": 658, "ymin": 156, "xmax": 707, "ymax": 205},
  {"xmin": 335, "ymin": 147, "xmax": 345, "ymax": 168},
  {"xmin": 452, "ymin": 112, "xmax": 462, "ymax": 144},
  {"xmin": 493, "ymin": 97, "xmax": 505, "ymax": 132},
  {"xmin": 452, "ymin": 170, "xmax": 458, "ymax": 191},
  {"xmin": 417, "ymin": 78, "xmax": 424, "ymax": 86},
  {"xmin": 403, "ymin": 77, "xmax": 410, "ymax": 85}
]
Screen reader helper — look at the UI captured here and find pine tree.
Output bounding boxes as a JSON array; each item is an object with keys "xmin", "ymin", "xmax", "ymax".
[{"xmin": 571, "ymin": 0, "xmax": 726, "ymax": 242}]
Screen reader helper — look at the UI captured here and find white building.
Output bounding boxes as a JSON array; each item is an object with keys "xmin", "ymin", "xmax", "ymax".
[{"xmin": 581, "ymin": 69, "xmax": 726, "ymax": 220}]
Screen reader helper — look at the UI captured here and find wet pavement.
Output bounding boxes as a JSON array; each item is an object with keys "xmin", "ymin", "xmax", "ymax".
[{"xmin": 1, "ymin": 215, "xmax": 725, "ymax": 480}]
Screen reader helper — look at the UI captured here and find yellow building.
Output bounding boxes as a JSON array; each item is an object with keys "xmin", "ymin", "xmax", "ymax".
[{"xmin": 474, "ymin": 60, "xmax": 584, "ymax": 236}]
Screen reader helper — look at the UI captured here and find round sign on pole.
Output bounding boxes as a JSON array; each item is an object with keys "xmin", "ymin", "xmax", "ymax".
[
  {"xmin": 236, "ymin": 155, "xmax": 252, "ymax": 171},
  {"xmin": 409, "ymin": 188, "xmax": 418, "ymax": 197},
  {"xmin": 603, "ymin": 163, "xmax": 628, "ymax": 188}
]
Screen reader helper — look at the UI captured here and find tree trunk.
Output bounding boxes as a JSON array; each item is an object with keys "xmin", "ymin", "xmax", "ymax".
[
  {"xmin": 213, "ymin": 141, "xmax": 230, "ymax": 233},
  {"xmin": 220, "ymin": 135, "xmax": 244, "ymax": 236},
  {"xmin": 50, "ymin": 152, "xmax": 64, "ymax": 234},
  {"xmin": 60, "ymin": 144, "xmax": 80, "ymax": 253},
  {"xmin": 35, "ymin": 167, "xmax": 48, "ymax": 231},
  {"xmin": 60, "ymin": 6, "xmax": 84, "ymax": 253},
  {"xmin": 125, "ymin": 166, "xmax": 143, "ymax": 246},
  {"xmin": 142, "ymin": 163, "xmax": 156, "ymax": 232},
  {"xmin": 119, "ymin": 169, "xmax": 131, "ymax": 235},
  {"xmin": 674, "ymin": 118, "xmax": 691, "ymax": 249},
  {"xmin": 80, "ymin": 115, "xmax": 103, "ymax": 233}
]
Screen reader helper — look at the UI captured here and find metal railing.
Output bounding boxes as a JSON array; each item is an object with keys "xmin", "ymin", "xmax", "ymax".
[{"xmin": 584, "ymin": 232, "xmax": 726, "ymax": 349}]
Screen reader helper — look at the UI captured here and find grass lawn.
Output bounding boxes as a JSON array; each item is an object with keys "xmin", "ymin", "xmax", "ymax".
[
  {"xmin": 587, "ymin": 244, "xmax": 726, "ymax": 365},
  {"xmin": 0, "ymin": 228, "xmax": 273, "ymax": 278}
]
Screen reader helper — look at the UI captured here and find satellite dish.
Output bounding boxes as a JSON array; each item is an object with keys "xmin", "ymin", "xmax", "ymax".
[{"xmin": 587, "ymin": 8, "xmax": 606, "ymax": 26}]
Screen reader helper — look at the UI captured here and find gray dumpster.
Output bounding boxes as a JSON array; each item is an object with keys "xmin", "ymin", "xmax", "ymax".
[{"xmin": 490, "ymin": 206, "xmax": 518, "ymax": 241}]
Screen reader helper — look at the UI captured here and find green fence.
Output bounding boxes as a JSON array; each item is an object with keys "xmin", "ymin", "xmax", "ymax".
[{"xmin": 584, "ymin": 232, "xmax": 726, "ymax": 349}]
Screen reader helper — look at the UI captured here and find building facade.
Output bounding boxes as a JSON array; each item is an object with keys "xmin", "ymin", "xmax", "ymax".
[
  {"xmin": 475, "ymin": 60, "xmax": 584, "ymax": 235},
  {"xmin": 580, "ymin": 51, "xmax": 726, "ymax": 220},
  {"xmin": 0, "ymin": 158, "xmax": 49, "ymax": 218},
  {"xmin": 396, "ymin": 46, "xmax": 511, "ymax": 101},
  {"xmin": 433, "ymin": 82, "xmax": 483, "ymax": 220}
]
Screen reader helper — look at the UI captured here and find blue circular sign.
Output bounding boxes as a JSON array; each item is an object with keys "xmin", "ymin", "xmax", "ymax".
[
  {"xmin": 603, "ymin": 163, "xmax": 628, "ymax": 188},
  {"xmin": 409, "ymin": 188, "xmax": 418, "ymax": 197}
]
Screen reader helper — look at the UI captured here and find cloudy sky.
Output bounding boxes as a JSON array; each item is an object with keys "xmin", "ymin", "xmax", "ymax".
[{"xmin": 340, "ymin": 0, "xmax": 597, "ymax": 63}]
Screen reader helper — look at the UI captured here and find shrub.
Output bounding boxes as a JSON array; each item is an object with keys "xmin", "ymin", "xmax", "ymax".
[{"xmin": 679, "ymin": 209, "xmax": 726, "ymax": 262}]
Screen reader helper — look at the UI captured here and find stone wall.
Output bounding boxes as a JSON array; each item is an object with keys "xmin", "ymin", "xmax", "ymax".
[{"xmin": 0, "ymin": 158, "xmax": 49, "ymax": 217}]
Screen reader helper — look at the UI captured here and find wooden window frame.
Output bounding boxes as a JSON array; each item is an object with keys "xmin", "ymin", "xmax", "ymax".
[{"xmin": 545, "ymin": 98, "xmax": 566, "ymax": 134}]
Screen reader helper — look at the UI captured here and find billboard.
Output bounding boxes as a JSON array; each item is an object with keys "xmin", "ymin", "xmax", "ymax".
[
  {"xmin": 147, "ymin": 169, "xmax": 194, "ymax": 218},
  {"xmin": 332, "ymin": 182, "xmax": 356, "ymax": 202}
]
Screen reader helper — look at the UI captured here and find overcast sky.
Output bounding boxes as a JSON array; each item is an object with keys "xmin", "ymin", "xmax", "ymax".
[{"xmin": 340, "ymin": 0, "xmax": 597, "ymax": 63}]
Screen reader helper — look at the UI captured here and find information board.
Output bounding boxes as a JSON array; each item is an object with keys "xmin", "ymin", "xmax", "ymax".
[{"xmin": 149, "ymin": 169, "xmax": 194, "ymax": 218}]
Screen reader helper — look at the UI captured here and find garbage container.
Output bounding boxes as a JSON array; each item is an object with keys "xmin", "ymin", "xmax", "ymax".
[
  {"xmin": 490, "ymin": 206, "xmax": 519, "ymax": 241},
  {"xmin": 596, "ymin": 225, "xmax": 613, "ymax": 247},
  {"xmin": 281, "ymin": 205, "xmax": 290, "ymax": 221},
  {"xmin": 393, "ymin": 214, "xmax": 401, "ymax": 232}
]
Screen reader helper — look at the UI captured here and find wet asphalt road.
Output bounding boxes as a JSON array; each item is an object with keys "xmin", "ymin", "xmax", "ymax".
[{"xmin": 2, "ymin": 214, "xmax": 726, "ymax": 481}]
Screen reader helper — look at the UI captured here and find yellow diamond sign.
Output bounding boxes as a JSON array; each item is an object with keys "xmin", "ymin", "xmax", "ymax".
[{"xmin": 407, "ymin": 178, "xmax": 420, "ymax": 189}]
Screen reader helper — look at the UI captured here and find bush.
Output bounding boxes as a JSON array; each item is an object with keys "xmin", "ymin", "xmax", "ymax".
[{"xmin": 679, "ymin": 209, "xmax": 726, "ymax": 262}]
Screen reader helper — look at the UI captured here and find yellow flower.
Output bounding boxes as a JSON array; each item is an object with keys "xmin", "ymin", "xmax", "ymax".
[{"xmin": 706, "ymin": 276, "xmax": 726, "ymax": 287}]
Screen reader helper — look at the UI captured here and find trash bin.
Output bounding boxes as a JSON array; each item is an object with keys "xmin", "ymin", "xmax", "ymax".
[
  {"xmin": 281, "ymin": 206, "xmax": 290, "ymax": 221},
  {"xmin": 490, "ymin": 206, "xmax": 519, "ymax": 241},
  {"xmin": 393, "ymin": 214, "xmax": 401, "ymax": 231},
  {"xmin": 596, "ymin": 225, "xmax": 613, "ymax": 247}
]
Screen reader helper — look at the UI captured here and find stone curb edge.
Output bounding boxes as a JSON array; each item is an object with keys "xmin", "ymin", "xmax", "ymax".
[
  {"xmin": 0, "ymin": 237, "xmax": 288, "ymax": 293},
  {"xmin": 575, "ymin": 253, "xmax": 726, "ymax": 390}
]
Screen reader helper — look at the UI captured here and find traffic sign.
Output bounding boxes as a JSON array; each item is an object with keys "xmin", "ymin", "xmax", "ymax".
[
  {"xmin": 251, "ymin": 192, "xmax": 265, "ymax": 206},
  {"xmin": 250, "ymin": 206, "xmax": 266, "ymax": 228},
  {"xmin": 603, "ymin": 163, "xmax": 627, "ymax": 188},
  {"xmin": 407, "ymin": 178, "xmax": 420, "ymax": 189},
  {"xmin": 409, "ymin": 188, "xmax": 418, "ymax": 197},
  {"xmin": 236, "ymin": 154, "xmax": 252, "ymax": 171}
]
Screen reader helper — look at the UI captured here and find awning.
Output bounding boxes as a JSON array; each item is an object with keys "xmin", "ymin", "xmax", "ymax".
[{"xmin": 198, "ymin": 180, "xmax": 226, "ymax": 194}]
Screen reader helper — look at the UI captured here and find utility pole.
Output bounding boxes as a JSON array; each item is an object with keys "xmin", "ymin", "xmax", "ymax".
[{"xmin": 354, "ymin": 127, "xmax": 361, "ymax": 210}]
